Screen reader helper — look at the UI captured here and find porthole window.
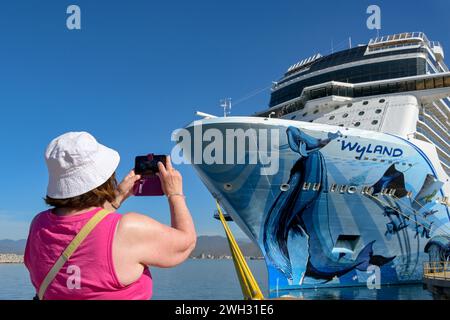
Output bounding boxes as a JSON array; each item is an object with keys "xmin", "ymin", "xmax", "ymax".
[
  {"xmin": 224, "ymin": 183, "xmax": 233, "ymax": 191},
  {"xmin": 313, "ymin": 109, "xmax": 319, "ymax": 114},
  {"xmin": 354, "ymin": 122, "xmax": 361, "ymax": 127},
  {"xmin": 329, "ymin": 115, "xmax": 335, "ymax": 120},
  {"xmin": 334, "ymin": 105, "xmax": 340, "ymax": 110},
  {"xmin": 358, "ymin": 111, "xmax": 365, "ymax": 116},
  {"xmin": 347, "ymin": 103, "xmax": 353, "ymax": 108},
  {"xmin": 291, "ymin": 115, "xmax": 296, "ymax": 120},
  {"xmin": 372, "ymin": 120, "xmax": 379, "ymax": 125},
  {"xmin": 375, "ymin": 109, "xmax": 382, "ymax": 114},
  {"xmin": 379, "ymin": 99, "xmax": 385, "ymax": 103},
  {"xmin": 363, "ymin": 101, "xmax": 369, "ymax": 105},
  {"xmin": 342, "ymin": 113, "xmax": 349, "ymax": 118},
  {"xmin": 302, "ymin": 112, "xmax": 308, "ymax": 117}
]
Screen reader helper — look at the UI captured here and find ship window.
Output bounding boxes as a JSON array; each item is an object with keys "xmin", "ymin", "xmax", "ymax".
[
  {"xmin": 371, "ymin": 85, "xmax": 381, "ymax": 95},
  {"xmin": 347, "ymin": 103, "xmax": 353, "ymax": 108},
  {"xmin": 388, "ymin": 83, "xmax": 399, "ymax": 93},
  {"xmin": 407, "ymin": 81, "xmax": 416, "ymax": 91},
  {"xmin": 329, "ymin": 115, "xmax": 335, "ymax": 120},
  {"xmin": 372, "ymin": 120, "xmax": 379, "ymax": 125},
  {"xmin": 375, "ymin": 109, "xmax": 382, "ymax": 114},
  {"xmin": 302, "ymin": 112, "xmax": 308, "ymax": 117},
  {"xmin": 362, "ymin": 87, "xmax": 371, "ymax": 96},
  {"xmin": 435, "ymin": 77, "xmax": 444, "ymax": 88},
  {"xmin": 379, "ymin": 99, "xmax": 385, "ymax": 103},
  {"xmin": 398, "ymin": 81, "xmax": 408, "ymax": 92},
  {"xmin": 313, "ymin": 109, "xmax": 319, "ymax": 114},
  {"xmin": 342, "ymin": 113, "xmax": 349, "ymax": 118},
  {"xmin": 332, "ymin": 86, "xmax": 339, "ymax": 95},
  {"xmin": 334, "ymin": 105, "xmax": 340, "ymax": 110},
  {"xmin": 425, "ymin": 78, "xmax": 434, "ymax": 89},
  {"xmin": 309, "ymin": 120, "xmax": 313, "ymax": 122},
  {"xmin": 339, "ymin": 124, "xmax": 344, "ymax": 127},
  {"xmin": 358, "ymin": 111, "xmax": 365, "ymax": 116},
  {"xmin": 444, "ymin": 76, "xmax": 450, "ymax": 87},
  {"xmin": 363, "ymin": 101, "xmax": 369, "ymax": 105},
  {"xmin": 416, "ymin": 79, "xmax": 425, "ymax": 90},
  {"xmin": 290, "ymin": 115, "xmax": 296, "ymax": 120},
  {"xmin": 354, "ymin": 122, "xmax": 361, "ymax": 127}
]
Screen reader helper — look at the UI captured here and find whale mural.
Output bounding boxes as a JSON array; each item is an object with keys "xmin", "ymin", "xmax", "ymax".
[{"xmin": 263, "ymin": 126, "xmax": 396, "ymax": 285}]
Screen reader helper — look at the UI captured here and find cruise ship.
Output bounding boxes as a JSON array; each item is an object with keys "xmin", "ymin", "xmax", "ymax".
[{"xmin": 177, "ymin": 32, "xmax": 450, "ymax": 294}]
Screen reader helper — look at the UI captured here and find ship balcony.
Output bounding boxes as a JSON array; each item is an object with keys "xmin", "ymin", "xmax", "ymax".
[
  {"xmin": 416, "ymin": 119, "xmax": 450, "ymax": 153},
  {"xmin": 415, "ymin": 132, "xmax": 450, "ymax": 175},
  {"xmin": 419, "ymin": 113, "xmax": 450, "ymax": 142},
  {"xmin": 438, "ymin": 98, "xmax": 450, "ymax": 120},
  {"xmin": 427, "ymin": 100, "xmax": 450, "ymax": 123},
  {"xmin": 431, "ymin": 42, "xmax": 445, "ymax": 61},
  {"xmin": 415, "ymin": 127, "xmax": 450, "ymax": 171}
]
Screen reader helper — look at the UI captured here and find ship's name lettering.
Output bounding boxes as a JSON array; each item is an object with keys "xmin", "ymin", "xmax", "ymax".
[{"xmin": 340, "ymin": 140, "xmax": 403, "ymax": 159}]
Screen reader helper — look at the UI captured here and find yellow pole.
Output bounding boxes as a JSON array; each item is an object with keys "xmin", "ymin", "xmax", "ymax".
[{"xmin": 215, "ymin": 201, "xmax": 265, "ymax": 300}]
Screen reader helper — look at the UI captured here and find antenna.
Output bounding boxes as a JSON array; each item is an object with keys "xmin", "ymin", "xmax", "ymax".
[
  {"xmin": 220, "ymin": 98, "xmax": 232, "ymax": 117},
  {"xmin": 348, "ymin": 36, "xmax": 352, "ymax": 48}
]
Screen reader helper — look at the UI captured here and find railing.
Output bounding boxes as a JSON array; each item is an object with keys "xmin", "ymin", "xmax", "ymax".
[
  {"xmin": 419, "ymin": 113, "xmax": 450, "ymax": 142},
  {"xmin": 430, "ymin": 41, "xmax": 442, "ymax": 49},
  {"xmin": 368, "ymin": 32, "xmax": 429, "ymax": 46},
  {"xmin": 423, "ymin": 261, "xmax": 450, "ymax": 281}
]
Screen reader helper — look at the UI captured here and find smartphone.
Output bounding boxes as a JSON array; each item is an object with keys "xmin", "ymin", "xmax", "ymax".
[
  {"xmin": 133, "ymin": 154, "xmax": 166, "ymax": 196},
  {"xmin": 134, "ymin": 154, "xmax": 167, "ymax": 176}
]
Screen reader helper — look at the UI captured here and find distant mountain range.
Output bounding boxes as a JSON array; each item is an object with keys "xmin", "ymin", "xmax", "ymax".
[
  {"xmin": 0, "ymin": 239, "xmax": 26, "ymax": 254},
  {"xmin": 190, "ymin": 236, "xmax": 262, "ymax": 258},
  {"xmin": 0, "ymin": 236, "xmax": 262, "ymax": 258}
]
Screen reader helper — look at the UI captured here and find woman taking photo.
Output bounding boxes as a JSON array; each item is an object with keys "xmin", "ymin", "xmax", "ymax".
[{"xmin": 24, "ymin": 131, "xmax": 196, "ymax": 300}]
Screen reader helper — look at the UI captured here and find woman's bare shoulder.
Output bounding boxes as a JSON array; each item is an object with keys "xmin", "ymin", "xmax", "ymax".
[{"xmin": 117, "ymin": 212, "xmax": 164, "ymax": 237}]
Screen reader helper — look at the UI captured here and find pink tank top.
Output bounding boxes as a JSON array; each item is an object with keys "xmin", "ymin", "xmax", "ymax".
[{"xmin": 24, "ymin": 207, "xmax": 153, "ymax": 300}]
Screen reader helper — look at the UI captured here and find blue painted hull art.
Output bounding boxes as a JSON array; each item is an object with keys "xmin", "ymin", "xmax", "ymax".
[{"xmin": 185, "ymin": 121, "xmax": 450, "ymax": 291}]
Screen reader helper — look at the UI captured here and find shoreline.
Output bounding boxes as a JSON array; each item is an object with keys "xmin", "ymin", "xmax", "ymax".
[
  {"xmin": 0, "ymin": 253, "xmax": 263, "ymax": 264},
  {"xmin": 0, "ymin": 254, "xmax": 24, "ymax": 264}
]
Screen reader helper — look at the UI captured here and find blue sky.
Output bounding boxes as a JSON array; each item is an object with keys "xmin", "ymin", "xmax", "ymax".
[{"xmin": 0, "ymin": 0, "xmax": 449, "ymax": 240}]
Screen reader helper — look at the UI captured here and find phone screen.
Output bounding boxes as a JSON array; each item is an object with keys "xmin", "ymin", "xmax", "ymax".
[{"xmin": 134, "ymin": 155, "xmax": 167, "ymax": 176}]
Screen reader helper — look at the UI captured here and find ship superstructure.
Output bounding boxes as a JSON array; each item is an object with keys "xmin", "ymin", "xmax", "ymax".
[{"xmin": 259, "ymin": 32, "xmax": 450, "ymax": 175}]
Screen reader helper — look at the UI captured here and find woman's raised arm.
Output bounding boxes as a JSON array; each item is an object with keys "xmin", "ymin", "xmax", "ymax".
[{"xmin": 114, "ymin": 156, "xmax": 196, "ymax": 268}]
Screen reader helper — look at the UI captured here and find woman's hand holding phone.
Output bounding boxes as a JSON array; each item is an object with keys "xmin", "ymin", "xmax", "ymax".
[
  {"xmin": 156, "ymin": 156, "xmax": 184, "ymax": 199},
  {"xmin": 113, "ymin": 170, "xmax": 142, "ymax": 208}
]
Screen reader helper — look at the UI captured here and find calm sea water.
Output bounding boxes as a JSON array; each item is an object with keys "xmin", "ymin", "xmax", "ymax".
[{"xmin": 0, "ymin": 260, "xmax": 438, "ymax": 300}]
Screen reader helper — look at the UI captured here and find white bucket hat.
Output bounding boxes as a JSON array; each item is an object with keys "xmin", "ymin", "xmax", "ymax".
[{"xmin": 45, "ymin": 132, "xmax": 120, "ymax": 199}]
